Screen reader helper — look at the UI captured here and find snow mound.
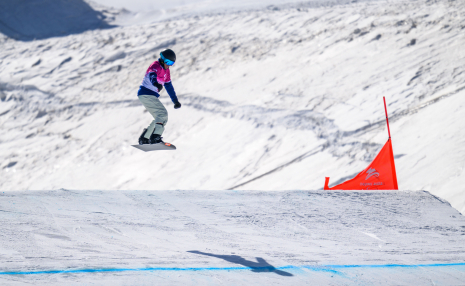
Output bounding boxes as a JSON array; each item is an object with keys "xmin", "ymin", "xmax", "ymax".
[{"xmin": 1, "ymin": 190, "xmax": 464, "ymax": 284}]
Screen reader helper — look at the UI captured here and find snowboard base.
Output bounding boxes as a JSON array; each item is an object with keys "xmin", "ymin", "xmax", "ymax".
[{"xmin": 132, "ymin": 142, "xmax": 176, "ymax": 152}]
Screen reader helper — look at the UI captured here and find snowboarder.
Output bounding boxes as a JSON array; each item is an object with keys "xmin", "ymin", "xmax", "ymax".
[{"xmin": 137, "ymin": 49, "xmax": 181, "ymax": 145}]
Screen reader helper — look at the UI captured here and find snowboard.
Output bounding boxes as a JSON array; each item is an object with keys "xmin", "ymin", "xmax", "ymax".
[{"xmin": 132, "ymin": 142, "xmax": 176, "ymax": 152}]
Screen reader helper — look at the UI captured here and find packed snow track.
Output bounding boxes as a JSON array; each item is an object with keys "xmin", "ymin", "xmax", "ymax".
[{"xmin": 1, "ymin": 190, "xmax": 464, "ymax": 285}]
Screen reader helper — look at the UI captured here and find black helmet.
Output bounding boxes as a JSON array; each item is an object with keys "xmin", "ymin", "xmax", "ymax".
[{"xmin": 160, "ymin": 49, "xmax": 176, "ymax": 66}]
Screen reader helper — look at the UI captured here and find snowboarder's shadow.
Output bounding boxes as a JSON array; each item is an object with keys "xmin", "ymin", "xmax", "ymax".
[{"xmin": 187, "ymin": 250, "xmax": 293, "ymax": 276}]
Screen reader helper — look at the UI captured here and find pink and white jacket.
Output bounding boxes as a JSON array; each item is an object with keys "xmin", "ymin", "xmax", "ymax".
[{"xmin": 138, "ymin": 59, "xmax": 178, "ymax": 103}]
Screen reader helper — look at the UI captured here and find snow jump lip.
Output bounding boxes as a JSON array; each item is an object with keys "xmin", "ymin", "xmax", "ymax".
[{"xmin": 2, "ymin": 262, "xmax": 465, "ymax": 276}]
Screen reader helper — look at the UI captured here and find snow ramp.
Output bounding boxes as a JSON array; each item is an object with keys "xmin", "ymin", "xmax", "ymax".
[{"xmin": 1, "ymin": 189, "xmax": 464, "ymax": 285}]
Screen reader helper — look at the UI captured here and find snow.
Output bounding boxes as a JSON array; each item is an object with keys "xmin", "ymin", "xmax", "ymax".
[
  {"xmin": 0, "ymin": 0, "xmax": 115, "ymax": 41},
  {"xmin": 89, "ymin": 0, "xmax": 383, "ymax": 26},
  {"xmin": 1, "ymin": 0, "xmax": 465, "ymax": 283},
  {"xmin": 1, "ymin": 0, "xmax": 464, "ymax": 213},
  {"xmin": 1, "ymin": 190, "xmax": 465, "ymax": 284}
]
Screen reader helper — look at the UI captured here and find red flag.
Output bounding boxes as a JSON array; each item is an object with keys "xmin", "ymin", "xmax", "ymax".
[
  {"xmin": 324, "ymin": 139, "xmax": 398, "ymax": 190},
  {"xmin": 324, "ymin": 97, "xmax": 398, "ymax": 190},
  {"xmin": 324, "ymin": 139, "xmax": 399, "ymax": 190}
]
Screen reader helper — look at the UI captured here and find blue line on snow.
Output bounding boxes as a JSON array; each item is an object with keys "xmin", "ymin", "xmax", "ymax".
[{"xmin": 1, "ymin": 263, "xmax": 465, "ymax": 275}]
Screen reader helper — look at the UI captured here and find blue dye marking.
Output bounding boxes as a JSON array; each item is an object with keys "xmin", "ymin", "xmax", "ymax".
[
  {"xmin": 325, "ymin": 263, "xmax": 465, "ymax": 268},
  {"xmin": 1, "ymin": 263, "xmax": 464, "ymax": 276},
  {"xmin": 300, "ymin": 266, "xmax": 344, "ymax": 275}
]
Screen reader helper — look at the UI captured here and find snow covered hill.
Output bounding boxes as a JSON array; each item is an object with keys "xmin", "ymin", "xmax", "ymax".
[
  {"xmin": 0, "ymin": 0, "xmax": 465, "ymax": 215},
  {"xmin": 1, "ymin": 190, "xmax": 464, "ymax": 285},
  {"xmin": 0, "ymin": 0, "xmax": 116, "ymax": 41}
]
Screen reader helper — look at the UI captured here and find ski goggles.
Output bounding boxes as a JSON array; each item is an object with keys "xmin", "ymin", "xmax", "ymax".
[{"xmin": 160, "ymin": 54, "xmax": 175, "ymax": 66}]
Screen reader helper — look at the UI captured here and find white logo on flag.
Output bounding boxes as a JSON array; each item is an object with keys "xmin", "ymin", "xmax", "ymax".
[{"xmin": 366, "ymin": 168, "xmax": 380, "ymax": 180}]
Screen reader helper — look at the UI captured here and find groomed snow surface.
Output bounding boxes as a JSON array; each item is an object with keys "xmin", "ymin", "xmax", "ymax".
[
  {"xmin": 1, "ymin": 190, "xmax": 465, "ymax": 285},
  {"xmin": 1, "ymin": 0, "xmax": 465, "ymax": 284}
]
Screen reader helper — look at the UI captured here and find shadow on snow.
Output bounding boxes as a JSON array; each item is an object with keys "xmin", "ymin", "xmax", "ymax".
[
  {"xmin": 0, "ymin": 0, "xmax": 114, "ymax": 41},
  {"xmin": 188, "ymin": 250, "xmax": 294, "ymax": 276}
]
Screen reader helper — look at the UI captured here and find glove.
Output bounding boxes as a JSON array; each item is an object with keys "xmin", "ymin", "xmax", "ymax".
[
  {"xmin": 149, "ymin": 73, "xmax": 163, "ymax": 92},
  {"xmin": 174, "ymin": 102, "xmax": 181, "ymax": 109},
  {"xmin": 155, "ymin": 82, "xmax": 163, "ymax": 92}
]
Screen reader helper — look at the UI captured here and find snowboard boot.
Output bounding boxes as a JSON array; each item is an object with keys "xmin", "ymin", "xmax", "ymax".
[
  {"xmin": 149, "ymin": 133, "xmax": 164, "ymax": 144},
  {"xmin": 138, "ymin": 129, "xmax": 150, "ymax": 145}
]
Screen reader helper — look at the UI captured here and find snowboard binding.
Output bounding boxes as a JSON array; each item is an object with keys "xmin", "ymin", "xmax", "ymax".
[
  {"xmin": 149, "ymin": 134, "xmax": 164, "ymax": 144},
  {"xmin": 138, "ymin": 129, "xmax": 150, "ymax": 145}
]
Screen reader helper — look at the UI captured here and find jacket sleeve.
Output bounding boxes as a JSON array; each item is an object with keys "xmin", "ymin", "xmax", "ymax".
[
  {"xmin": 149, "ymin": 72, "xmax": 163, "ymax": 92},
  {"xmin": 164, "ymin": 81, "xmax": 179, "ymax": 103}
]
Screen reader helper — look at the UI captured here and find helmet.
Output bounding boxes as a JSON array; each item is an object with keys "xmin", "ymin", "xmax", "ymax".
[{"xmin": 160, "ymin": 49, "xmax": 176, "ymax": 66}]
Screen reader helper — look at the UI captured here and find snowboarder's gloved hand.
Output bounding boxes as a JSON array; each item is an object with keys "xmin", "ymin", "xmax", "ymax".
[
  {"xmin": 149, "ymin": 72, "xmax": 163, "ymax": 92},
  {"xmin": 174, "ymin": 102, "xmax": 181, "ymax": 109}
]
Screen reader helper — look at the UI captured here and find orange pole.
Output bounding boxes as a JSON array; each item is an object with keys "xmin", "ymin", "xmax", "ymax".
[
  {"xmin": 384, "ymin": 97, "xmax": 398, "ymax": 189},
  {"xmin": 383, "ymin": 97, "xmax": 391, "ymax": 139}
]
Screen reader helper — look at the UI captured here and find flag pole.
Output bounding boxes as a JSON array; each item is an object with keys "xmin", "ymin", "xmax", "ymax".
[
  {"xmin": 383, "ymin": 97, "xmax": 391, "ymax": 139},
  {"xmin": 383, "ymin": 96, "xmax": 398, "ymax": 189}
]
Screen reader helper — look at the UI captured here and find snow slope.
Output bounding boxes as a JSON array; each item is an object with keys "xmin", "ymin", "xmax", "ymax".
[
  {"xmin": 0, "ymin": 0, "xmax": 465, "ymax": 214},
  {"xmin": 0, "ymin": 190, "xmax": 464, "ymax": 285},
  {"xmin": 0, "ymin": 0, "xmax": 116, "ymax": 41},
  {"xmin": 89, "ymin": 0, "xmax": 383, "ymax": 26}
]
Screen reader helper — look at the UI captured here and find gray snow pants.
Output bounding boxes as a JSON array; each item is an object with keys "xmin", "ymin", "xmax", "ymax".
[{"xmin": 138, "ymin": 94, "xmax": 168, "ymax": 138}]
